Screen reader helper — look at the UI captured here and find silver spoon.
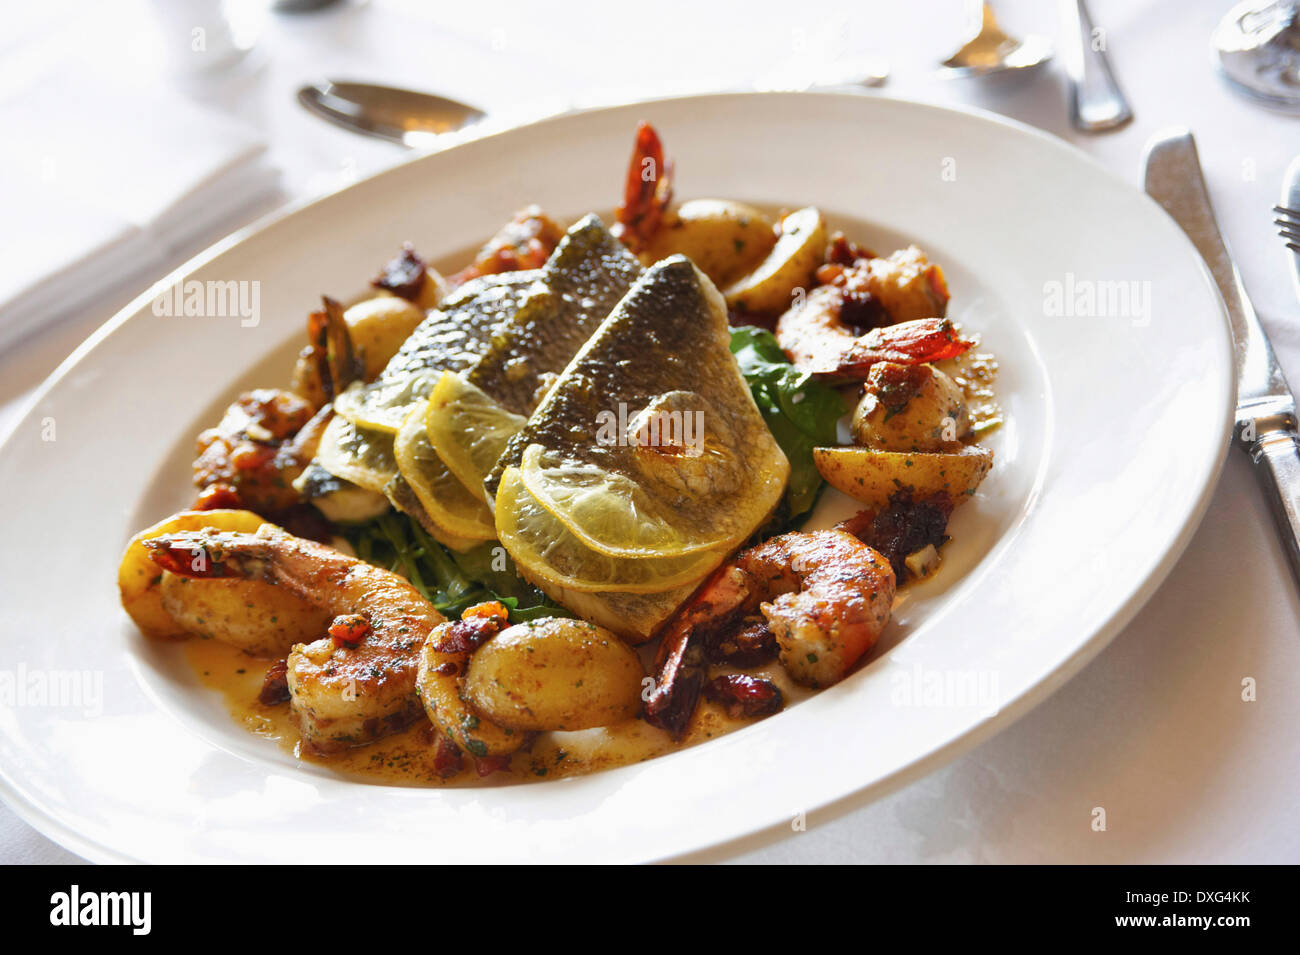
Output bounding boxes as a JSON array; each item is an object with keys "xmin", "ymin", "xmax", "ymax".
[
  {"xmin": 300, "ymin": 72, "xmax": 893, "ymax": 151},
  {"xmin": 1213, "ymin": 0, "xmax": 1300, "ymax": 112},
  {"xmin": 940, "ymin": 0, "xmax": 1053, "ymax": 77},
  {"xmin": 1060, "ymin": 0, "xmax": 1133, "ymax": 131},
  {"xmin": 297, "ymin": 80, "xmax": 485, "ymax": 148}
]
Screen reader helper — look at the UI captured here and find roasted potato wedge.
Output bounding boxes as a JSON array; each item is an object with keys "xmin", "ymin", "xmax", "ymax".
[
  {"xmin": 119, "ymin": 509, "xmax": 272, "ymax": 639},
  {"xmin": 641, "ymin": 199, "xmax": 776, "ymax": 287},
  {"xmin": 724, "ymin": 206, "xmax": 826, "ymax": 315},
  {"xmin": 814, "ymin": 445, "xmax": 993, "ymax": 509},
  {"xmin": 160, "ymin": 574, "xmax": 330, "ymax": 657},
  {"xmin": 464, "ymin": 618, "xmax": 644, "ymax": 731}
]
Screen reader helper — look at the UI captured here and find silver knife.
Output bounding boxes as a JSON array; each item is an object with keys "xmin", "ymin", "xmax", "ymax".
[{"xmin": 1143, "ymin": 129, "xmax": 1300, "ymax": 586}]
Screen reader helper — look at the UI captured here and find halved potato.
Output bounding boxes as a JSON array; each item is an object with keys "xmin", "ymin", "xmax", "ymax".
[
  {"xmin": 343, "ymin": 296, "xmax": 427, "ymax": 381},
  {"xmin": 464, "ymin": 618, "xmax": 644, "ymax": 731},
  {"xmin": 813, "ymin": 445, "xmax": 993, "ymax": 509},
  {"xmin": 723, "ymin": 206, "xmax": 826, "ymax": 314},
  {"xmin": 641, "ymin": 199, "xmax": 776, "ymax": 287}
]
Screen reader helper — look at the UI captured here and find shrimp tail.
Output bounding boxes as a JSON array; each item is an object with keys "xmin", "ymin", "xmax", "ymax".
[
  {"xmin": 643, "ymin": 564, "xmax": 750, "ymax": 737},
  {"xmin": 612, "ymin": 121, "xmax": 673, "ymax": 252},
  {"xmin": 642, "ymin": 626, "xmax": 707, "ymax": 737},
  {"xmin": 143, "ymin": 530, "xmax": 273, "ymax": 582},
  {"xmin": 308, "ymin": 296, "xmax": 363, "ymax": 403}
]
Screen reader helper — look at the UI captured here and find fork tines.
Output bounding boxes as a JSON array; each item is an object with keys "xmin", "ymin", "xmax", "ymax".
[{"xmin": 1276, "ymin": 204, "xmax": 1300, "ymax": 254}]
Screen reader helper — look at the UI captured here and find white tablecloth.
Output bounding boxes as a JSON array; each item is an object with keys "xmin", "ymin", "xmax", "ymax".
[{"xmin": 3, "ymin": 0, "xmax": 1298, "ymax": 864}]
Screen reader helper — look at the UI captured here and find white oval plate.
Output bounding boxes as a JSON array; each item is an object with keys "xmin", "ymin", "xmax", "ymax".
[{"xmin": 0, "ymin": 93, "xmax": 1231, "ymax": 863}]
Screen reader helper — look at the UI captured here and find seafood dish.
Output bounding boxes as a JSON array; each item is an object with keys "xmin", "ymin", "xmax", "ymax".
[{"xmin": 117, "ymin": 122, "xmax": 999, "ymax": 784}]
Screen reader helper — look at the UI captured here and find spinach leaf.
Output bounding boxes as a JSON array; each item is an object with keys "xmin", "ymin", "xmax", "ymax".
[
  {"xmin": 341, "ymin": 514, "xmax": 569, "ymax": 623},
  {"xmin": 730, "ymin": 325, "xmax": 846, "ymax": 522}
]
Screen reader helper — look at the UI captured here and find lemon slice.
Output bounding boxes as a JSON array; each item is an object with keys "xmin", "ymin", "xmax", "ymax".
[
  {"xmin": 495, "ymin": 468, "xmax": 723, "ymax": 594},
  {"xmin": 316, "ymin": 415, "xmax": 399, "ymax": 494},
  {"xmin": 332, "ymin": 374, "xmax": 437, "ymax": 435},
  {"xmin": 425, "ymin": 371, "xmax": 527, "ymax": 502},
  {"xmin": 519, "ymin": 442, "xmax": 762, "ymax": 559},
  {"xmin": 392, "ymin": 402, "xmax": 496, "ymax": 542}
]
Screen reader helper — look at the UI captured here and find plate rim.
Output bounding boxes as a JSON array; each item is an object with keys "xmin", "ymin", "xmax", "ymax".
[{"xmin": 0, "ymin": 90, "xmax": 1235, "ymax": 863}]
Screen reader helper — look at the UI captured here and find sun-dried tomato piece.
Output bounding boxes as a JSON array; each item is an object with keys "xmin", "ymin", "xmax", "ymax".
[
  {"xmin": 432, "ymin": 736, "xmax": 464, "ymax": 777},
  {"xmin": 474, "ymin": 754, "xmax": 512, "ymax": 777},
  {"xmin": 704, "ymin": 674, "xmax": 784, "ymax": 720},
  {"xmin": 193, "ymin": 483, "xmax": 243, "ymax": 511},
  {"xmin": 258, "ymin": 659, "xmax": 291, "ymax": 705},
  {"xmin": 372, "ymin": 243, "xmax": 428, "ymax": 301},
  {"xmin": 837, "ymin": 490, "xmax": 954, "ymax": 584},
  {"xmin": 706, "ymin": 618, "xmax": 778, "ymax": 668},
  {"xmin": 329, "ymin": 613, "xmax": 371, "ymax": 648},
  {"xmin": 431, "ymin": 615, "xmax": 502, "ymax": 654}
]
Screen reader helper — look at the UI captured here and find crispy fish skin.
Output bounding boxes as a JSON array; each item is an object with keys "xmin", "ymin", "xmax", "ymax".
[
  {"xmin": 465, "ymin": 215, "xmax": 644, "ymax": 417},
  {"xmin": 334, "ymin": 270, "xmax": 544, "ymax": 432},
  {"xmin": 315, "ymin": 272, "xmax": 543, "ymax": 533},
  {"xmin": 487, "ymin": 255, "xmax": 788, "ymax": 537},
  {"xmin": 491, "ymin": 256, "xmax": 790, "ymax": 639},
  {"xmin": 383, "ymin": 271, "xmax": 544, "ymax": 382}
]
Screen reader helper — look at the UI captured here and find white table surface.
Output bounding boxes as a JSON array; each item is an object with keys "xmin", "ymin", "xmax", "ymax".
[{"xmin": 2, "ymin": 0, "xmax": 1298, "ymax": 864}]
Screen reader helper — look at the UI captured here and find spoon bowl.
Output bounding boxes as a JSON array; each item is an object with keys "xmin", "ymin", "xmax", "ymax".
[
  {"xmin": 1213, "ymin": 0, "xmax": 1300, "ymax": 112},
  {"xmin": 297, "ymin": 80, "xmax": 486, "ymax": 147},
  {"xmin": 941, "ymin": 1, "xmax": 1053, "ymax": 78}
]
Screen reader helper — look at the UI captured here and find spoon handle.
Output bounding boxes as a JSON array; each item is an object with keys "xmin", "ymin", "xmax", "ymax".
[{"xmin": 1060, "ymin": 0, "xmax": 1133, "ymax": 132}]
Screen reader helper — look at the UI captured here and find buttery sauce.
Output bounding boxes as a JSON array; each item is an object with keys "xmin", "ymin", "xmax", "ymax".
[{"xmin": 184, "ymin": 637, "xmax": 791, "ymax": 786}]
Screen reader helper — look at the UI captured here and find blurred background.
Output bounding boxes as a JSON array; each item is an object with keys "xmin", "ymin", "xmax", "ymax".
[
  {"xmin": 2, "ymin": 0, "xmax": 1298, "ymax": 863},
  {"xmin": 2, "ymin": 0, "xmax": 1295, "ymax": 397}
]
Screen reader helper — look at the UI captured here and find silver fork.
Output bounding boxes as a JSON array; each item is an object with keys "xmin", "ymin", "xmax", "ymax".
[{"xmin": 1276, "ymin": 205, "xmax": 1300, "ymax": 256}]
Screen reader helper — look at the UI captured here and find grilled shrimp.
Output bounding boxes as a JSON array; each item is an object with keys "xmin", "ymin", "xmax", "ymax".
[
  {"xmin": 448, "ymin": 205, "xmax": 564, "ymax": 287},
  {"xmin": 816, "ymin": 246, "xmax": 951, "ymax": 325},
  {"xmin": 644, "ymin": 530, "xmax": 896, "ymax": 735},
  {"xmin": 777, "ymin": 245, "xmax": 966, "ymax": 377},
  {"xmin": 778, "ymin": 305, "xmax": 974, "ymax": 379},
  {"xmin": 143, "ymin": 526, "xmax": 443, "ymax": 752}
]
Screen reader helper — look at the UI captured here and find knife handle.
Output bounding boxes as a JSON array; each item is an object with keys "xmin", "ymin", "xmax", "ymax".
[{"xmin": 1249, "ymin": 424, "xmax": 1300, "ymax": 587}]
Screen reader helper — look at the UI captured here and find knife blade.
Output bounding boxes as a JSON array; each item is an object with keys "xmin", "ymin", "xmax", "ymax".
[{"xmin": 1143, "ymin": 128, "xmax": 1300, "ymax": 586}]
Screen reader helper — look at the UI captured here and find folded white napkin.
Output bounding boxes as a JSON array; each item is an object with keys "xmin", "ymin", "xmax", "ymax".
[{"xmin": 0, "ymin": 67, "xmax": 280, "ymax": 349}]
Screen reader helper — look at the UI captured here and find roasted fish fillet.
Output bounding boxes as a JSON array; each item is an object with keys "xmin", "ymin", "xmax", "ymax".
[
  {"xmin": 492, "ymin": 255, "xmax": 790, "ymax": 640},
  {"xmin": 465, "ymin": 215, "xmax": 643, "ymax": 417},
  {"xmin": 334, "ymin": 270, "xmax": 543, "ymax": 434},
  {"xmin": 420, "ymin": 217, "xmax": 643, "ymax": 506},
  {"xmin": 311, "ymin": 271, "xmax": 541, "ymax": 539}
]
